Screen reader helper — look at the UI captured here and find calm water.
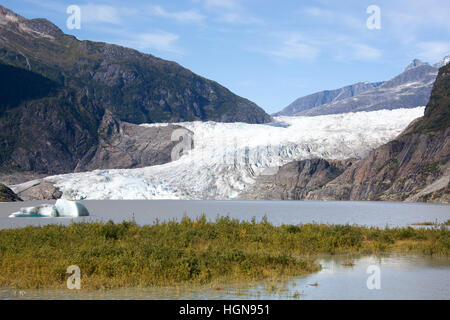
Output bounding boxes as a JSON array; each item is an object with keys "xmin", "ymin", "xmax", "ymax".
[
  {"xmin": 1, "ymin": 201, "xmax": 449, "ymax": 299},
  {"xmin": 0, "ymin": 200, "xmax": 449, "ymax": 229},
  {"xmin": 1, "ymin": 255, "xmax": 449, "ymax": 300}
]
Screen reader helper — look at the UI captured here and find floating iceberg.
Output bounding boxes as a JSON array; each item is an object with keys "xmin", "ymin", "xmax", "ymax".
[
  {"xmin": 9, "ymin": 204, "xmax": 58, "ymax": 217},
  {"xmin": 9, "ymin": 199, "xmax": 89, "ymax": 218},
  {"xmin": 55, "ymin": 199, "xmax": 89, "ymax": 217}
]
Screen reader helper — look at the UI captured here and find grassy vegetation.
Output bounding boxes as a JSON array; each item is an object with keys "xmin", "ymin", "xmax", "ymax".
[
  {"xmin": 411, "ymin": 219, "xmax": 450, "ymax": 227},
  {"xmin": 0, "ymin": 216, "xmax": 449, "ymax": 290},
  {"xmin": 411, "ymin": 222, "xmax": 438, "ymax": 226}
]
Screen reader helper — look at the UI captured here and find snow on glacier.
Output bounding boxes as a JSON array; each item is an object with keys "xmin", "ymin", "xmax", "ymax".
[{"xmin": 44, "ymin": 107, "xmax": 425, "ymax": 200}]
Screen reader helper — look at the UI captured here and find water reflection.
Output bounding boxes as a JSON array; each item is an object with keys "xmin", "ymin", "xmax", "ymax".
[{"xmin": 2, "ymin": 255, "xmax": 449, "ymax": 300}]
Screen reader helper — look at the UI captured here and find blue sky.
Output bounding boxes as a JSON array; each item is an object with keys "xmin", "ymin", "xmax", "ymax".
[{"xmin": 2, "ymin": 0, "xmax": 450, "ymax": 113}]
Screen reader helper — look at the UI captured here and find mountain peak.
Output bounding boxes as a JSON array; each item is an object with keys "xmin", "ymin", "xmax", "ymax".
[
  {"xmin": 26, "ymin": 18, "xmax": 63, "ymax": 37},
  {"xmin": 433, "ymin": 54, "xmax": 450, "ymax": 68},
  {"xmin": 0, "ymin": 5, "xmax": 25, "ymax": 24},
  {"xmin": 0, "ymin": 6, "xmax": 62, "ymax": 38},
  {"xmin": 404, "ymin": 59, "xmax": 428, "ymax": 71}
]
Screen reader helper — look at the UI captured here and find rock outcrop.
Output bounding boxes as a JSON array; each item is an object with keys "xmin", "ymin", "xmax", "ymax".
[
  {"xmin": 11, "ymin": 180, "xmax": 62, "ymax": 200},
  {"xmin": 74, "ymin": 110, "xmax": 192, "ymax": 172},
  {"xmin": 306, "ymin": 129, "xmax": 449, "ymax": 202},
  {"xmin": 0, "ymin": 183, "xmax": 22, "ymax": 202},
  {"xmin": 239, "ymin": 159, "xmax": 355, "ymax": 200}
]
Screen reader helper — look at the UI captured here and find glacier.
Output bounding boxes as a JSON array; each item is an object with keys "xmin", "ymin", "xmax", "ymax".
[{"xmin": 41, "ymin": 107, "xmax": 425, "ymax": 200}]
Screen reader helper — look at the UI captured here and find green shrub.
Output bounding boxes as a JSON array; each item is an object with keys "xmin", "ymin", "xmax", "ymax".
[{"xmin": 0, "ymin": 217, "xmax": 447, "ymax": 289}]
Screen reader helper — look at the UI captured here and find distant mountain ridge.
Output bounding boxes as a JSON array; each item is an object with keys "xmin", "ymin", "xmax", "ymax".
[
  {"xmin": 0, "ymin": 6, "xmax": 271, "ymax": 175},
  {"xmin": 275, "ymin": 55, "xmax": 449, "ymax": 117},
  {"xmin": 273, "ymin": 81, "xmax": 384, "ymax": 116}
]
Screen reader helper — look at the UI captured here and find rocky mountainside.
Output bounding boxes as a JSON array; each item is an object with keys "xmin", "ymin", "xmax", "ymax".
[
  {"xmin": 434, "ymin": 54, "xmax": 450, "ymax": 68},
  {"xmin": 276, "ymin": 58, "xmax": 446, "ymax": 117},
  {"xmin": 238, "ymin": 158, "xmax": 355, "ymax": 200},
  {"xmin": 74, "ymin": 110, "xmax": 191, "ymax": 172},
  {"xmin": 261, "ymin": 63, "xmax": 449, "ymax": 203},
  {"xmin": 0, "ymin": 6, "xmax": 270, "ymax": 176},
  {"xmin": 273, "ymin": 81, "xmax": 383, "ymax": 116}
]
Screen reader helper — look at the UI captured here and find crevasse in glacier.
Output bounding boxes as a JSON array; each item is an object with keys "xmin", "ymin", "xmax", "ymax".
[{"xmin": 40, "ymin": 107, "xmax": 425, "ymax": 200}]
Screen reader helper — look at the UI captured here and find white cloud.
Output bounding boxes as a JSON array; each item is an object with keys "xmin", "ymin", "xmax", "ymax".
[
  {"xmin": 386, "ymin": 0, "xmax": 450, "ymax": 31},
  {"xmin": 150, "ymin": 6, "xmax": 205, "ymax": 23},
  {"xmin": 266, "ymin": 33, "xmax": 320, "ymax": 61},
  {"xmin": 69, "ymin": 4, "xmax": 184, "ymax": 54},
  {"xmin": 329, "ymin": 35, "xmax": 382, "ymax": 62},
  {"xmin": 416, "ymin": 42, "xmax": 450, "ymax": 62},
  {"xmin": 351, "ymin": 43, "xmax": 382, "ymax": 61},
  {"xmin": 80, "ymin": 4, "xmax": 124, "ymax": 25},
  {"xmin": 255, "ymin": 31, "xmax": 382, "ymax": 63},
  {"xmin": 199, "ymin": 0, "xmax": 262, "ymax": 25},
  {"xmin": 302, "ymin": 6, "xmax": 363, "ymax": 29},
  {"xmin": 117, "ymin": 32, "xmax": 180, "ymax": 54},
  {"xmin": 384, "ymin": 0, "xmax": 450, "ymax": 46},
  {"xmin": 204, "ymin": 0, "xmax": 238, "ymax": 10},
  {"xmin": 217, "ymin": 12, "xmax": 263, "ymax": 25},
  {"xmin": 23, "ymin": 0, "xmax": 67, "ymax": 13}
]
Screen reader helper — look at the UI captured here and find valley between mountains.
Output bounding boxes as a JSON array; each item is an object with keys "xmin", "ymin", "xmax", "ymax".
[{"xmin": 0, "ymin": 6, "xmax": 448, "ymax": 203}]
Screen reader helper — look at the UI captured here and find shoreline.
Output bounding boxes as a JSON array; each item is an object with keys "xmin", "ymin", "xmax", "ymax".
[{"xmin": 0, "ymin": 217, "xmax": 448, "ymax": 290}]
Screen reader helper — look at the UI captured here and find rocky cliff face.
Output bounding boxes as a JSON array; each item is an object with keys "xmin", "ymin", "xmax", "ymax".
[
  {"xmin": 306, "ymin": 128, "xmax": 449, "ymax": 202},
  {"xmin": 10, "ymin": 180, "xmax": 62, "ymax": 201},
  {"xmin": 0, "ymin": 6, "xmax": 270, "ymax": 175},
  {"xmin": 239, "ymin": 158, "xmax": 355, "ymax": 200},
  {"xmin": 74, "ymin": 110, "xmax": 192, "ymax": 172},
  {"xmin": 306, "ymin": 63, "xmax": 450, "ymax": 203},
  {"xmin": 434, "ymin": 54, "xmax": 450, "ymax": 68},
  {"xmin": 0, "ymin": 183, "xmax": 21, "ymax": 202}
]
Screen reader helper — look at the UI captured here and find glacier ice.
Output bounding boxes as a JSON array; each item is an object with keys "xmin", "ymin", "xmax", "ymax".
[
  {"xmin": 55, "ymin": 199, "xmax": 89, "ymax": 217},
  {"xmin": 9, "ymin": 200, "xmax": 89, "ymax": 218},
  {"xmin": 9, "ymin": 204, "xmax": 58, "ymax": 217},
  {"xmin": 41, "ymin": 107, "xmax": 425, "ymax": 200}
]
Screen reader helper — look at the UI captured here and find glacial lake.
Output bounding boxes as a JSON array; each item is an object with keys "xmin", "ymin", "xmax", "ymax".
[
  {"xmin": 0, "ymin": 201, "xmax": 449, "ymax": 300},
  {"xmin": 0, "ymin": 200, "xmax": 449, "ymax": 229}
]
